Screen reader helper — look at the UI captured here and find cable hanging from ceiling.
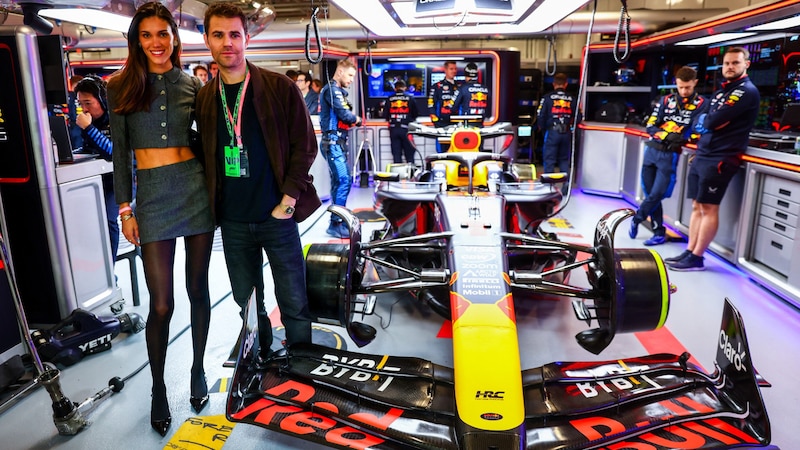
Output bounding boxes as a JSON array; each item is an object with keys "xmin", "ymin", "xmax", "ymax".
[
  {"xmin": 613, "ymin": 0, "xmax": 631, "ymax": 63},
  {"xmin": 545, "ymin": 35, "xmax": 557, "ymax": 76},
  {"xmin": 305, "ymin": 1, "xmax": 323, "ymax": 64}
]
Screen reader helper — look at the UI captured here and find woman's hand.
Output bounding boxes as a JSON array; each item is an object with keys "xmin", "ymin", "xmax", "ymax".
[{"xmin": 121, "ymin": 215, "xmax": 140, "ymax": 246}]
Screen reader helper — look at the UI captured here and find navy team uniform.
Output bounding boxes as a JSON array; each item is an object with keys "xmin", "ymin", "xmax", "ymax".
[
  {"xmin": 427, "ymin": 78, "xmax": 458, "ymax": 152},
  {"xmin": 689, "ymin": 75, "xmax": 759, "ymax": 205},
  {"xmin": 385, "ymin": 90, "xmax": 419, "ymax": 164},
  {"xmin": 319, "ymin": 80, "xmax": 359, "ymax": 224},
  {"xmin": 633, "ymin": 92, "xmax": 707, "ymax": 243},
  {"xmin": 452, "ymin": 80, "xmax": 489, "ymax": 123},
  {"xmin": 536, "ymin": 88, "xmax": 575, "ymax": 173}
]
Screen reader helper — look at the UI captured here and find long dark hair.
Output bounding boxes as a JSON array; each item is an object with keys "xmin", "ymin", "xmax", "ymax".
[{"xmin": 108, "ymin": 2, "xmax": 182, "ymax": 114}]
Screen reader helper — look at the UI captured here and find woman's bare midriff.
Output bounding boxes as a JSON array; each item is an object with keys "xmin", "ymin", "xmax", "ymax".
[{"xmin": 135, "ymin": 146, "xmax": 195, "ymax": 170}]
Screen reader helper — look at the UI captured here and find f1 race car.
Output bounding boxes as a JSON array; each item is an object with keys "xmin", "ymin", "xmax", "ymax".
[{"xmin": 226, "ymin": 150, "xmax": 772, "ymax": 449}]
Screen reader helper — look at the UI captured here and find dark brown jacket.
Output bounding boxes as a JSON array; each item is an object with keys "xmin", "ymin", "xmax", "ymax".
[{"xmin": 195, "ymin": 61, "xmax": 321, "ymax": 222}]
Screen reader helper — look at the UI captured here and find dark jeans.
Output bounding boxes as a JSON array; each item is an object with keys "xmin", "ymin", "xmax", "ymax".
[
  {"xmin": 389, "ymin": 126, "xmax": 416, "ymax": 164},
  {"xmin": 634, "ymin": 146, "xmax": 678, "ymax": 236},
  {"xmin": 542, "ymin": 130, "xmax": 571, "ymax": 173},
  {"xmin": 220, "ymin": 217, "xmax": 312, "ymax": 351}
]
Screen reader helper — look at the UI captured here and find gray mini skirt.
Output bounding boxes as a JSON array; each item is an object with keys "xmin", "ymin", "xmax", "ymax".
[{"xmin": 135, "ymin": 158, "xmax": 214, "ymax": 244}]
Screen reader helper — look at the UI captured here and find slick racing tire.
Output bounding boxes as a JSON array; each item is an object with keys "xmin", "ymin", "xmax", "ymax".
[
  {"xmin": 581, "ymin": 248, "xmax": 669, "ymax": 354},
  {"xmin": 306, "ymin": 243, "xmax": 351, "ymax": 326},
  {"xmin": 594, "ymin": 248, "xmax": 670, "ymax": 333}
]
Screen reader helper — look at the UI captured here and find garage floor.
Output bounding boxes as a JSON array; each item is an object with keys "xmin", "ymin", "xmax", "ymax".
[{"xmin": 0, "ymin": 182, "xmax": 797, "ymax": 449}]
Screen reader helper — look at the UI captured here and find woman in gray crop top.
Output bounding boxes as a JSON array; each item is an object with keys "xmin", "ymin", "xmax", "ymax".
[{"xmin": 106, "ymin": 2, "xmax": 214, "ymax": 437}]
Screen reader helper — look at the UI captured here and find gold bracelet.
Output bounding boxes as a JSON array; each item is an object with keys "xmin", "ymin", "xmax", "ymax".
[{"xmin": 121, "ymin": 213, "xmax": 134, "ymax": 221}]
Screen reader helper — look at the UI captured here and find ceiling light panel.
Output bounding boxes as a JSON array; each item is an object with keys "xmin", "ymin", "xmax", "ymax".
[
  {"xmin": 747, "ymin": 15, "xmax": 800, "ymax": 31},
  {"xmin": 331, "ymin": 0, "xmax": 590, "ymax": 37},
  {"xmin": 39, "ymin": 8, "xmax": 205, "ymax": 44},
  {"xmin": 675, "ymin": 32, "xmax": 757, "ymax": 46}
]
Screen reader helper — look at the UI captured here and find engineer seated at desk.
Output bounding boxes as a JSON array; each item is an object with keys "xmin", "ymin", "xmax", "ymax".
[{"xmin": 74, "ymin": 75, "xmax": 119, "ymax": 262}]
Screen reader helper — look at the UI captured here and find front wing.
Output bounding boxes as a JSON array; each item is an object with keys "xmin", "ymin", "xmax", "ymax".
[{"xmin": 227, "ymin": 298, "xmax": 770, "ymax": 449}]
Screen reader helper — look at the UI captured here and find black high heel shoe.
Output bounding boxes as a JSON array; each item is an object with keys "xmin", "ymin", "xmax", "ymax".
[
  {"xmin": 190, "ymin": 372, "xmax": 209, "ymax": 414},
  {"xmin": 151, "ymin": 389, "xmax": 172, "ymax": 437}
]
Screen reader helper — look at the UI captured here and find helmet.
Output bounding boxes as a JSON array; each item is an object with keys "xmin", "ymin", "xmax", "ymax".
[
  {"xmin": 614, "ymin": 68, "xmax": 635, "ymax": 85},
  {"xmin": 464, "ymin": 62, "xmax": 479, "ymax": 78}
]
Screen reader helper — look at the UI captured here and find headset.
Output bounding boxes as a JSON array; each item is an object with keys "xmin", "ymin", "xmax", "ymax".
[{"xmin": 74, "ymin": 75, "xmax": 108, "ymax": 112}]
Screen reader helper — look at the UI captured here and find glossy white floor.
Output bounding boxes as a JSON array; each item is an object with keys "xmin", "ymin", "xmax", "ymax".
[{"xmin": 0, "ymin": 183, "xmax": 797, "ymax": 450}]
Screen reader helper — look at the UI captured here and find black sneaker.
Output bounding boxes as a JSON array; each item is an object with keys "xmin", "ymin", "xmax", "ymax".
[
  {"xmin": 669, "ymin": 253, "xmax": 705, "ymax": 271},
  {"xmin": 663, "ymin": 250, "xmax": 691, "ymax": 264}
]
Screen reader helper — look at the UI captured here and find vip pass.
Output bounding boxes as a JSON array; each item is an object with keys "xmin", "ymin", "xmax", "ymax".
[{"xmin": 220, "ymin": 67, "xmax": 251, "ymax": 178}]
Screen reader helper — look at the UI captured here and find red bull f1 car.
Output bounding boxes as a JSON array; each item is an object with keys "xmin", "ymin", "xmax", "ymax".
[{"xmin": 226, "ymin": 150, "xmax": 772, "ymax": 449}]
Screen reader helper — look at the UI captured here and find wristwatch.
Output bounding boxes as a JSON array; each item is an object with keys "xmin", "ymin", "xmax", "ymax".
[{"xmin": 282, "ymin": 204, "xmax": 295, "ymax": 215}]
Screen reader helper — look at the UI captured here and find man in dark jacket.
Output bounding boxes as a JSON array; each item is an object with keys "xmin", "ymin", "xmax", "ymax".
[
  {"xmin": 384, "ymin": 80, "xmax": 419, "ymax": 164},
  {"xmin": 296, "ymin": 70, "xmax": 319, "ymax": 115},
  {"xmin": 536, "ymin": 73, "xmax": 575, "ymax": 173},
  {"xmin": 427, "ymin": 60, "xmax": 458, "ymax": 152},
  {"xmin": 452, "ymin": 62, "xmax": 489, "ymax": 124},
  {"xmin": 665, "ymin": 47, "xmax": 759, "ymax": 271},
  {"xmin": 629, "ymin": 66, "xmax": 707, "ymax": 246},
  {"xmin": 196, "ymin": 2, "xmax": 321, "ymax": 356}
]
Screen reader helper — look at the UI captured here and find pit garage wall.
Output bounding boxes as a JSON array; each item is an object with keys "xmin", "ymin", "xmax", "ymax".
[{"xmin": 577, "ymin": 123, "xmax": 800, "ymax": 309}]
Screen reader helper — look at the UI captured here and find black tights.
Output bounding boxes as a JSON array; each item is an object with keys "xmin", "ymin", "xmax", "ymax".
[{"xmin": 142, "ymin": 231, "xmax": 213, "ymax": 416}]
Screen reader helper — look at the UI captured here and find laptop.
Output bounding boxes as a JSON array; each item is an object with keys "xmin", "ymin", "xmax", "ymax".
[{"xmin": 50, "ymin": 115, "xmax": 97, "ymax": 164}]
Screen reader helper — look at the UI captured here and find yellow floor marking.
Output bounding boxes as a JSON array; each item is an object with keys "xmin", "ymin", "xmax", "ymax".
[{"xmin": 164, "ymin": 414, "xmax": 236, "ymax": 450}]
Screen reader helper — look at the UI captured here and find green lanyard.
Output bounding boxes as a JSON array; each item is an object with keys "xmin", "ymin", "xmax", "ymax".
[{"xmin": 219, "ymin": 67, "xmax": 251, "ymax": 147}]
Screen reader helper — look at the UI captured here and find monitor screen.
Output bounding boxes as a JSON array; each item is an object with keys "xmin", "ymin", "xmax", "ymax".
[
  {"xmin": 36, "ymin": 35, "xmax": 69, "ymax": 106},
  {"xmin": 366, "ymin": 63, "xmax": 427, "ymax": 98},
  {"xmin": 780, "ymin": 103, "xmax": 800, "ymax": 130}
]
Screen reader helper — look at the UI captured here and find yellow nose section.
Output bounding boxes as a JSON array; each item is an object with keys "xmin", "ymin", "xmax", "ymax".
[{"xmin": 452, "ymin": 298, "xmax": 524, "ymax": 430}]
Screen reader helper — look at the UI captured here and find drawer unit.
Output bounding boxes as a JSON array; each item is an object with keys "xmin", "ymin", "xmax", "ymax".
[
  {"xmin": 753, "ymin": 226, "xmax": 792, "ymax": 276},
  {"xmin": 762, "ymin": 193, "xmax": 800, "ymax": 217},
  {"xmin": 763, "ymin": 175, "xmax": 800, "ymax": 201},
  {"xmin": 759, "ymin": 203, "xmax": 797, "ymax": 232},
  {"xmin": 758, "ymin": 205, "xmax": 798, "ymax": 238},
  {"xmin": 750, "ymin": 174, "xmax": 800, "ymax": 276}
]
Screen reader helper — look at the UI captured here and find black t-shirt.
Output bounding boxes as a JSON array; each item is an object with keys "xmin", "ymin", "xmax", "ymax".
[{"xmin": 217, "ymin": 82, "xmax": 280, "ymax": 222}]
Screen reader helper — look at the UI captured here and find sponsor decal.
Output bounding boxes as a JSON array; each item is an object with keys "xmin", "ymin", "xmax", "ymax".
[
  {"xmin": 310, "ymin": 354, "xmax": 401, "ymax": 392},
  {"xmin": 231, "ymin": 379, "xmax": 404, "ymax": 450},
  {"xmin": 719, "ymin": 329, "xmax": 747, "ymax": 372},
  {"xmin": 481, "ymin": 412, "xmax": 503, "ymax": 421},
  {"xmin": 475, "ymin": 390, "xmax": 505, "ymax": 399},
  {"xmin": 572, "ymin": 374, "xmax": 662, "ymax": 399},
  {"xmin": 460, "ymin": 252, "xmax": 497, "ymax": 263},
  {"xmin": 569, "ymin": 396, "xmax": 760, "ymax": 447},
  {"xmin": 78, "ymin": 333, "xmax": 113, "ymax": 353}
]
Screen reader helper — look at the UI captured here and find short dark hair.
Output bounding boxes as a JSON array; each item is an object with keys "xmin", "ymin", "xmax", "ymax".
[
  {"xmin": 193, "ymin": 64, "xmax": 208, "ymax": 76},
  {"xmin": 394, "ymin": 79, "xmax": 406, "ymax": 90},
  {"xmin": 675, "ymin": 66, "xmax": 697, "ymax": 82},
  {"xmin": 553, "ymin": 73, "xmax": 568, "ymax": 86},
  {"xmin": 74, "ymin": 75, "xmax": 108, "ymax": 110},
  {"xmin": 296, "ymin": 71, "xmax": 311, "ymax": 82},
  {"xmin": 204, "ymin": 1, "xmax": 247, "ymax": 36}
]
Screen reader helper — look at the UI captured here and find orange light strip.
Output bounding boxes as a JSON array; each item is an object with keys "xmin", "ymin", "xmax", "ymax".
[
  {"xmin": 743, "ymin": 154, "xmax": 800, "ymax": 173},
  {"xmin": 591, "ymin": 0, "xmax": 800, "ymax": 50},
  {"xmin": 577, "ymin": 123, "xmax": 697, "ymax": 149}
]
